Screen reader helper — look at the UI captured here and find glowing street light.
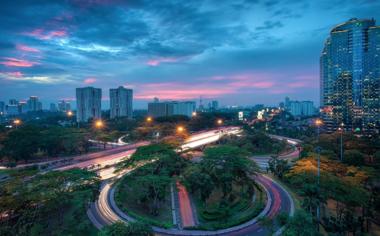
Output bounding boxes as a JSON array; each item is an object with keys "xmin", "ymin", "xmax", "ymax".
[
  {"xmin": 177, "ymin": 126, "xmax": 185, "ymax": 133},
  {"xmin": 146, "ymin": 116, "xmax": 153, "ymax": 123},
  {"xmin": 314, "ymin": 118, "xmax": 323, "ymax": 232},
  {"xmin": 338, "ymin": 123, "xmax": 344, "ymax": 162},
  {"xmin": 67, "ymin": 111, "xmax": 73, "ymax": 117},
  {"xmin": 95, "ymin": 120, "xmax": 104, "ymax": 129},
  {"xmin": 315, "ymin": 118, "xmax": 323, "ymax": 127},
  {"xmin": 192, "ymin": 111, "xmax": 197, "ymax": 117},
  {"xmin": 217, "ymin": 119, "xmax": 223, "ymax": 125},
  {"xmin": 13, "ymin": 119, "xmax": 21, "ymax": 129}
]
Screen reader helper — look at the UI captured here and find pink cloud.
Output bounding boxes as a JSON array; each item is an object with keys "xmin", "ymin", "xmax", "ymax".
[
  {"xmin": 134, "ymin": 82, "xmax": 235, "ymax": 100},
  {"xmin": 0, "ymin": 58, "xmax": 38, "ymax": 67},
  {"xmin": 6, "ymin": 71, "xmax": 24, "ymax": 77},
  {"xmin": 84, "ymin": 78, "xmax": 97, "ymax": 84},
  {"xmin": 16, "ymin": 44, "xmax": 40, "ymax": 53},
  {"xmin": 147, "ymin": 57, "xmax": 180, "ymax": 66},
  {"xmin": 25, "ymin": 28, "xmax": 67, "ymax": 40}
]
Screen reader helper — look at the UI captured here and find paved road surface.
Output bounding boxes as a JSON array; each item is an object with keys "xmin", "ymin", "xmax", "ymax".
[{"xmin": 176, "ymin": 181, "xmax": 196, "ymax": 227}]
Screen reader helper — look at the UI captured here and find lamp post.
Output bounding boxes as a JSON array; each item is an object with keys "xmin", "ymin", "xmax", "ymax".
[
  {"xmin": 338, "ymin": 123, "xmax": 344, "ymax": 162},
  {"xmin": 315, "ymin": 118, "xmax": 323, "ymax": 232},
  {"xmin": 146, "ymin": 116, "xmax": 153, "ymax": 123},
  {"xmin": 13, "ymin": 119, "xmax": 21, "ymax": 129},
  {"xmin": 94, "ymin": 119, "xmax": 104, "ymax": 129},
  {"xmin": 217, "ymin": 119, "xmax": 223, "ymax": 125}
]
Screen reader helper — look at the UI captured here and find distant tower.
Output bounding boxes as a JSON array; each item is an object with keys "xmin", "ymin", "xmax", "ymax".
[
  {"xmin": 199, "ymin": 96, "xmax": 204, "ymax": 111},
  {"xmin": 76, "ymin": 87, "xmax": 102, "ymax": 122}
]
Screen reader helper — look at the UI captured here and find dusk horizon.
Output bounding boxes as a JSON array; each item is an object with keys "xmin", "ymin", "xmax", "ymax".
[{"xmin": 1, "ymin": 0, "xmax": 380, "ymax": 108}]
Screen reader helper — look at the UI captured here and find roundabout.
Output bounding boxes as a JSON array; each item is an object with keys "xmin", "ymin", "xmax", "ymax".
[
  {"xmin": 87, "ymin": 131, "xmax": 298, "ymax": 235},
  {"xmin": 89, "ymin": 173, "xmax": 294, "ymax": 236}
]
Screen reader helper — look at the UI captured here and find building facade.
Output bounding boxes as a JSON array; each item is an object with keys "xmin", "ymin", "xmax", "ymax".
[
  {"xmin": 110, "ymin": 86, "xmax": 133, "ymax": 119},
  {"xmin": 320, "ymin": 18, "xmax": 380, "ymax": 133},
  {"xmin": 27, "ymin": 96, "xmax": 42, "ymax": 112},
  {"xmin": 76, "ymin": 87, "xmax": 102, "ymax": 122},
  {"xmin": 58, "ymin": 100, "xmax": 71, "ymax": 112},
  {"xmin": 148, "ymin": 100, "xmax": 196, "ymax": 118}
]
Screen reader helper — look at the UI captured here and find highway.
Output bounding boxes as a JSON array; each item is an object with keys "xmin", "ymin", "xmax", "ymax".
[
  {"xmin": 252, "ymin": 136, "xmax": 301, "ymax": 170},
  {"xmin": 87, "ymin": 131, "xmax": 296, "ymax": 236},
  {"xmin": 58, "ymin": 127, "xmax": 241, "ymax": 178}
]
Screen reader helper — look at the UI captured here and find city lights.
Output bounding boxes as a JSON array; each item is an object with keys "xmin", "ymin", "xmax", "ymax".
[{"xmin": 94, "ymin": 120, "xmax": 104, "ymax": 129}]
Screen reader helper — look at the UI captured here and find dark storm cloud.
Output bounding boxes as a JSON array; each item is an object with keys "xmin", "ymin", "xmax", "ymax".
[{"xmin": 0, "ymin": 0, "xmax": 380, "ymax": 107}]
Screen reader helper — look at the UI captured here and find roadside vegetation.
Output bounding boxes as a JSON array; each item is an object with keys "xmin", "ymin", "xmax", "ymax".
[
  {"xmin": 182, "ymin": 145, "xmax": 264, "ymax": 230},
  {"xmin": 0, "ymin": 168, "xmax": 100, "ymax": 236},
  {"xmin": 115, "ymin": 139, "xmax": 267, "ymax": 230},
  {"xmin": 98, "ymin": 221, "xmax": 153, "ymax": 236},
  {"xmin": 115, "ymin": 143, "xmax": 189, "ymax": 228},
  {"xmin": 267, "ymin": 127, "xmax": 380, "ymax": 235}
]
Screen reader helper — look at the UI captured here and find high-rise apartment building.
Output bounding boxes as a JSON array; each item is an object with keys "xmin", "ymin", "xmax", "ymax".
[
  {"xmin": 58, "ymin": 100, "xmax": 71, "ymax": 112},
  {"xmin": 76, "ymin": 87, "xmax": 102, "ymax": 122},
  {"xmin": 320, "ymin": 18, "xmax": 379, "ymax": 133},
  {"xmin": 284, "ymin": 97, "xmax": 315, "ymax": 117},
  {"xmin": 0, "ymin": 101, "xmax": 5, "ymax": 115},
  {"xmin": 110, "ymin": 86, "xmax": 133, "ymax": 119},
  {"xmin": 148, "ymin": 99, "xmax": 196, "ymax": 118},
  {"xmin": 27, "ymin": 96, "xmax": 42, "ymax": 112}
]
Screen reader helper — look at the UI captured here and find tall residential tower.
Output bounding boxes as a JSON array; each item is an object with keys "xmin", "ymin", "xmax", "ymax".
[
  {"xmin": 320, "ymin": 18, "xmax": 380, "ymax": 133},
  {"xmin": 110, "ymin": 86, "xmax": 133, "ymax": 119},
  {"xmin": 76, "ymin": 87, "xmax": 102, "ymax": 122}
]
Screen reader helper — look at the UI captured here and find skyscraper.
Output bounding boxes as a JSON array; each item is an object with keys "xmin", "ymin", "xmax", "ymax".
[
  {"xmin": 58, "ymin": 100, "xmax": 71, "ymax": 112},
  {"xmin": 110, "ymin": 86, "xmax": 133, "ymax": 119},
  {"xmin": 27, "ymin": 96, "xmax": 42, "ymax": 112},
  {"xmin": 0, "ymin": 101, "xmax": 5, "ymax": 115},
  {"xmin": 76, "ymin": 87, "xmax": 102, "ymax": 122},
  {"xmin": 320, "ymin": 18, "xmax": 380, "ymax": 133}
]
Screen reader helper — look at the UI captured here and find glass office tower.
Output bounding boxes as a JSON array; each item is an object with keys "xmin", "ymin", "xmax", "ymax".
[{"xmin": 320, "ymin": 18, "xmax": 380, "ymax": 133}]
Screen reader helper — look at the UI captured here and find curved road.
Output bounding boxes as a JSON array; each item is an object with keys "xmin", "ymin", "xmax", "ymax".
[
  {"xmin": 88, "ymin": 133, "xmax": 299, "ymax": 236},
  {"xmin": 88, "ymin": 173, "xmax": 294, "ymax": 236}
]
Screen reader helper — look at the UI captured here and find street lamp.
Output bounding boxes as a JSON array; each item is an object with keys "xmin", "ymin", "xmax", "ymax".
[
  {"xmin": 192, "ymin": 111, "xmax": 197, "ymax": 117},
  {"xmin": 217, "ymin": 119, "xmax": 223, "ymax": 125},
  {"xmin": 146, "ymin": 116, "xmax": 153, "ymax": 123},
  {"xmin": 338, "ymin": 123, "xmax": 344, "ymax": 162},
  {"xmin": 177, "ymin": 126, "xmax": 185, "ymax": 133},
  {"xmin": 315, "ymin": 118, "xmax": 323, "ymax": 232},
  {"xmin": 94, "ymin": 119, "xmax": 104, "ymax": 129},
  {"xmin": 67, "ymin": 110, "xmax": 73, "ymax": 117},
  {"xmin": 13, "ymin": 119, "xmax": 21, "ymax": 129}
]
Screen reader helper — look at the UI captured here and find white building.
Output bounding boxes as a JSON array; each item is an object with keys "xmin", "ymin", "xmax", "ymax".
[
  {"xmin": 76, "ymin": 87, "xmax": 102, "ymax": 122},
  {"xmin": 58, "ymin": 100, "xmax": 71, "ymax": 112},
  {"xmin": 148, "ymin": 100, "xmax": 196, "ymax": 118},
  {"xmin": 288, "ymin": 100, "xmax": 315, "ymax": 117},
  {"xmin": 110, "ymin": 86, "xmax": 133, "ymax": 119}
]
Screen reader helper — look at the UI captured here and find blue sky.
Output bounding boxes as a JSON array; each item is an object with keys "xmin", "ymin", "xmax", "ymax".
[{"xmin": 0, "ymin": 0, "xmax": 379, "ymax": 108}]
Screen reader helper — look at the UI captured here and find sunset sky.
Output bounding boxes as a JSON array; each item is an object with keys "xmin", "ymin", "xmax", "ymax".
[{"xmin": 0, "ymin": 0, "xmax": 379, "ymax": 108}]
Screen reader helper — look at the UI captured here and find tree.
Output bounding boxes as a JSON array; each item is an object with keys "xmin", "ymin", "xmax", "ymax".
[
  {"xmin": 343, "ymin": 150, "xmax": 365, "ymax": 166},
  {"xmin": 182, "ymin": 165, "xmax": 215, "ymax": 201},
  {"xmin": 268, "ymin": 155, "xmax": 289, "ymax": 179},
  {"xmin": 98, "ymin": 221, "xmax": 153, "ymax": 236},
  {"xmin": 130, "ymin": 174, "xmax": 171, "ymax": 216},
  {"xmin": 1, "ymin": 125, "xmax": 42, "ymax": 162},
  {"xmin": 283, "ymin": 210, "xmax": 321, "ymax": 236},
  {"xmin": 0, "ymin": 169, "xmax": 99, "ymax": 236}
]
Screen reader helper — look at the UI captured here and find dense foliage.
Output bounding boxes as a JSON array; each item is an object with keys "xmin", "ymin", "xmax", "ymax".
[
  {"xmin": 0, "ymin": 168, "xmax": 100, "ymax": 236},
  {"xmin": 98, "ymin": 221, "xmax": 153, "ymax": 236},
  {"xmin": 0, "ymin": 125, "xmax": 91, "ymax": 163},
  {"xmin": 183, "ymin": 145, "xmax": 262, "ymax": 228}
]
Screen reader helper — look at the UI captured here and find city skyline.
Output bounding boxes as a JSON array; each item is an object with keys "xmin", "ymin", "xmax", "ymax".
[{"xmin": 1, "ymin": 1, "xmax": 380, "ymax": 108}]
